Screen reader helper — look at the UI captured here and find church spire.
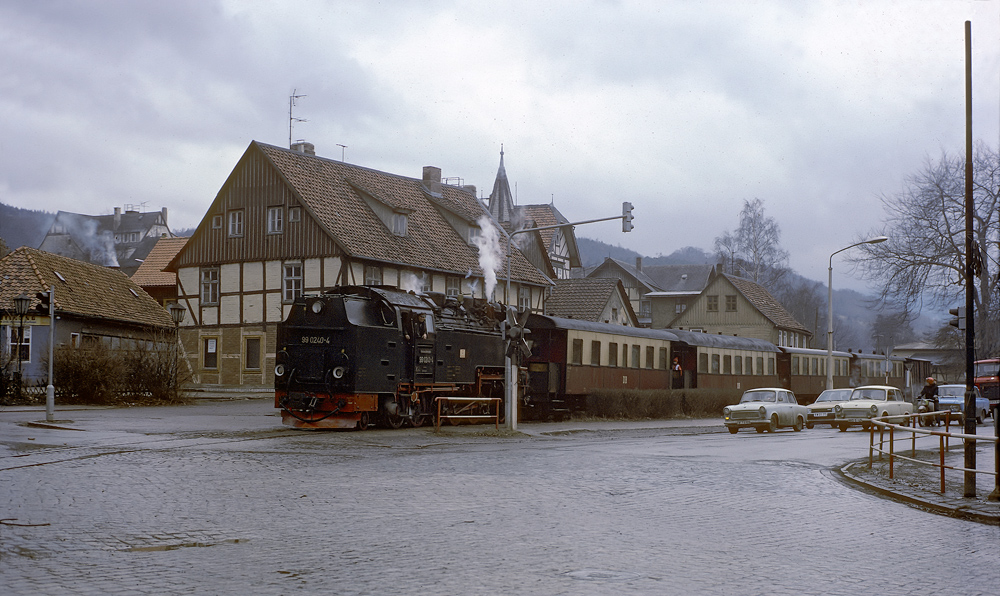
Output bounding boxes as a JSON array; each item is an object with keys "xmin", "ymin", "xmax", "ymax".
[{"xmin": 487, "ymin": 145, "xmax": 515, "ymax": 223}]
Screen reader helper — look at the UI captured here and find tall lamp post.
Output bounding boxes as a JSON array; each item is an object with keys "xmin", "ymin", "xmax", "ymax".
[
  {"xmin": 826, "ymin": 236, "xmax": 888, "ymax": 389},
  {"xmin": 168, "ymin": 303, "xmax": 186, "ymax": 401},
  {"xmin": 13, "ymin": 293, "xmax": 31, "ymax": 401}
]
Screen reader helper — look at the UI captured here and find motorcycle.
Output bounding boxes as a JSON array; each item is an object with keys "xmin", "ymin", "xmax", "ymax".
[{"xmin": 916, "ymin": 397, "xmax": 940, "ymax": 427}]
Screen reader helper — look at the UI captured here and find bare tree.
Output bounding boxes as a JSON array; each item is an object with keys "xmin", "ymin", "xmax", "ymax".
[
  {"xmin": 714, "ymin": 198, "xmax": 789, "ymax": 290},
  {"xmin": 850, "ymin": 144, "xmax": 1000, "ymax": 355}
]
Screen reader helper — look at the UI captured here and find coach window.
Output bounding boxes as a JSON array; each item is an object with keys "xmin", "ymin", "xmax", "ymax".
[
  {"xmin": 711, "ymin": 354, "xmax": 721, "ymax": 374},
  {"xmin": 699, "ymin": 352, "xmax": 708, "ymax": 373},
  {"xmin": 768, "ymin": 357, "xmax": 775, "ymax": 376},
  {"xmin": 734, "ymin": 356, "xmax": 742, "ymax": 374},
  {"xmin": 792, "ymin": 357, "xmax": 799, "ymax": 375},
  {"xmin": 746, "ymin": 356, "xmax": 753, "ymax": 375},
  {"xmin": 203, "ymin": 337, "xmax": 218, "ymax": 370},
  {"xmin": 571, "ymin": 339, "xmax": 583, "ymax": 365},
  {"xmin": 659, "ymin": 347, "xmax": 668, "ymax": 370},
  {"xmin": 631, "ymin": 345, "xmax": 640, "ymax": 369},
  {"xmin": 706, "ymin": 295, "xmax": 719, "ymax": 312},
  {"xmin": 609, "ymin": 343, "xmax": 618, "ymax": 367},
  {"xmin": 756, "ymin": 357, "xmax": 764, "ymax": 375},
  {"xmin": 621, "ymin": 344, "xmax": 628, "ymax": 368},
  {"xmin": 645, "ymin": 346, "xmax": 654, "ymax": 369},
  {"xmin": 723, "ymin": 355, "xmax": 732, "ymax": 374},
  {"xmin": 811, "ymin": 358, "xmax": 818, "ymax": 375},
  {"xmin": 591, "ymin": 341, "xmax": 601, "ymax": 366}
]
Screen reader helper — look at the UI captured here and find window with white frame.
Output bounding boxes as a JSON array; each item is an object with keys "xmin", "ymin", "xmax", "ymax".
[
  {"xmin": 267, "ymin": 206, "xmax": 283, "ymax": 234},
  {"xmin": 283, "ymin": 263, "xmax": 303, "ymax": 302},
  {"xmin": 364, "ymin": 265, "xmax": 383, "ymax": 286},
  {"xmin": 518, "ymin": 286, "xmax": 531, "ymax": 310},
  {"xmin": 446, "ymin": 276, "xmax": 461, "ymax": 296},
  {"xmin": 392, "ymin": 212, "xmax": 407, "ymax": 236},
  {"xmin": 228, "ymin": 210, "xmax": 244, "ymax": 237},
  {"xmin": 201, "ymin": 268, "xmax": 219, "ymax": 304},
  {"xmin": 5, "ymin": 325, "xmax": 31, "ymax": 363}
]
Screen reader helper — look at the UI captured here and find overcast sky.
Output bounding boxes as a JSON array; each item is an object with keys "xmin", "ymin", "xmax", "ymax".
[{"xmin": 2, "ymin": 0, "xmax": 999, "ymax": 291}]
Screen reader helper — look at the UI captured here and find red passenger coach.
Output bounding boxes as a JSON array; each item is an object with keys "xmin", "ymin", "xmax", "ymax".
[{"xmin": 523, "ymin": 315, "xmax": 679, "ymax": 419}]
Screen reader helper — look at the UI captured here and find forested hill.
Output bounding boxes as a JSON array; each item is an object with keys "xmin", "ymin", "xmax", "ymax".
[{"xmin": 0, "ymin": 202, "xmax": 54, "ymax": 252}]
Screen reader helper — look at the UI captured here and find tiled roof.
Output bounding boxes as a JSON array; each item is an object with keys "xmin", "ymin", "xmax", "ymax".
[
  {"xmin": 642, "ymin": 264, "xmax": 715, "ymax": 294},
  {"xmin": 588, "ymin": 257, "xmax": 662, "ymax": 292},
  {"xmin": 131, "ymin": 237, "xmax": 188, "ymax": 288},
  {"xmin": 724, "ymin": 274, "xmax": 811, "ymax": 335},
  {"xmin": 256, "ymin": 143, "xmax": 547, "ymax": 285},
  {"xmin": 0, "ymin": 247, "xmax": 174, "ymax": 328},
  {"xmin": 545, "ymin": 278, "xmax": 626, "ymax": 321}
]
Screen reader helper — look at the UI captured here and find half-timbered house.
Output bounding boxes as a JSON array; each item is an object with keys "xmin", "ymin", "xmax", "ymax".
[{"xmin": 167, "ymin": 141, "xmax": 551, "ymax": 390}]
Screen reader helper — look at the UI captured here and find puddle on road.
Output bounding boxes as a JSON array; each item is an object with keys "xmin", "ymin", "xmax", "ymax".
[
  {"xmin": 565, "ymin": 569, "xmax": 642, "ymax": 582},
  {"xmin": 125, "ymin": 538, "xmax": 243, "ymax": 552}
]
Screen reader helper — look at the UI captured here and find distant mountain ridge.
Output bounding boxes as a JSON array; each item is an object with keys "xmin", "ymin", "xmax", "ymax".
[{"xmin": 0, "ymin": 202, "xmax": 54, "ymax": 252}]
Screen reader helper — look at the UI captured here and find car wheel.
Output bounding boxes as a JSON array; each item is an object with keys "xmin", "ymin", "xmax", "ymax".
[
  {"xmin": 728, "ymin": 426, "xmax": 739, "ymax": 434},
  {"xmin": 806, "ymin": 422, "xmax": 814, "ymax": 429},
  {"xmin": 755, "ymin": 426, "xmax": 765, "ymax": 433},
  {"xmin": 839, "ymin": 423, "xmax": 849, "ymax": 432},
  {"xmin": 793, "ymin": 416, "xmax": 804, "ymax": 432},
  {"xmin": 861, "ymin": 422, "xmax": 871, "ymax": 431},
  {"xmin": 768, "ymin": 414, "xmax": 778, "ymax": 433}
]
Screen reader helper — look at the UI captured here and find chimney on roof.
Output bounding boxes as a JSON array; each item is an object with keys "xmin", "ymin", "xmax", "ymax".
[
  {"xmin": 423, "ymin": 166, "xmax": 442, "ymax": 194},
  {"xmin": 161, "ymin": 207, "xmax": 168, "ymax": 226},
  {"xmin": 636, "ymin": 257, "xmax": 642, "ymax": 273},
  {"xmin": 114, "ymin": 207, "xmax": 121, "ymax": 229},
  {"xmin": 291, "ymin": 141, "xmax": 316, "ymax": 156}
]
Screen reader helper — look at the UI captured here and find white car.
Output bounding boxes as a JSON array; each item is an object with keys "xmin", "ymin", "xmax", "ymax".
[
  {"xmin": 806, "ymin": 388, "xmax": 853, "ymax": 428},
  {"xmin": 936, "ymin": 384, "xmax": 992, "ymax": 424},
  {"xmin": 723, "ymin": 388, "xmax": 808, "ymax": 434},
  {"xmin": 834, "ymin": 385, "xmax": 912, "ymax": 431}
]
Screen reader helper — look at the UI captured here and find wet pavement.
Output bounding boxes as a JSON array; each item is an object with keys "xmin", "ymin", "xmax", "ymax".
[{"xmin": 1, "ymin": 398, "xmax": 998, "ymax": 595}]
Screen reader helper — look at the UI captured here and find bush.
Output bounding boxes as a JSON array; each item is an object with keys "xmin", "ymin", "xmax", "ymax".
[
  {"xmin": 53, "ymin": 337, "xmax": 189, "ymax": 406},
  {"xmin": 584, "ymin": 387, "xmax": 743, "ymax": 419}
]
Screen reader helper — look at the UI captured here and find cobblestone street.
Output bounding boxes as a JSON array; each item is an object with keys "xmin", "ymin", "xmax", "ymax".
[{"xmin": 2, "ymin": 400, "xmax": 998, "ymax": 595}]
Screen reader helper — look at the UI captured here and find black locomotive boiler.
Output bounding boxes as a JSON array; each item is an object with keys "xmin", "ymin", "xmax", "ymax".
[{"xmin": 275, "ymin": 285, "xmax": 507, "ymax": 429}]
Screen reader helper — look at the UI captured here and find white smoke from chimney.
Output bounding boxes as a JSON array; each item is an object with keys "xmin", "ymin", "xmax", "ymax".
[
  {"xmin": 474, "ymin": 215, "xmax": 502, "ymax": 300},
  {"xmin": 399, "ymin": 271, "xmax": 425, "ymax": 293}
]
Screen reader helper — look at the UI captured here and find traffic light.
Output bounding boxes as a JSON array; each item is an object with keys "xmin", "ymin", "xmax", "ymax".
[
  {"xmin": 948, "ymin": 306, "xmax": 966, "ymax": 331},
  {"xmin": 35, "ymin": 290, "xmax": 52, "ymax": 315},
  {"xmin": 622, "ymin": 201, "xmax": 634, "ymax": 232}
]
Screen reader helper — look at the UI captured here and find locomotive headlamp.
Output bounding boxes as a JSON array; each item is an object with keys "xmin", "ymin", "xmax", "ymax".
[
  {"xmin": 275, "ymin": 364, "xmax": 286, "ymax": 377},
  {"xmin": 332, "ymin": 366, "xmax": 346, "ymax": 379},
  {"xmin": 310, "ymin": 300, "xmax": 324, "ymax": 314}
]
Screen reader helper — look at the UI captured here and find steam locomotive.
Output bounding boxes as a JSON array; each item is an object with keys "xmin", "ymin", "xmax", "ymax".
[{"xmin": 274, "ymin": 285, "xmax": 508, "ymax": 429}]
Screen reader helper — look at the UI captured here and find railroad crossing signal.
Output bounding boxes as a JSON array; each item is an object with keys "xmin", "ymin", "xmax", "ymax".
[
  {"xmin": 622, "ymin": 201, "xmax": 634, "ymax": 232},
  {"xmin": 948, "ymin": 306, "xmax": 966, "ymax": 331}
]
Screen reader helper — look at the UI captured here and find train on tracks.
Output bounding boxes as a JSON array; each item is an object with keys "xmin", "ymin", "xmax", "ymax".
[{"xmin": 275, "ymin": 286, "xmax": 931, "ymax": 428}]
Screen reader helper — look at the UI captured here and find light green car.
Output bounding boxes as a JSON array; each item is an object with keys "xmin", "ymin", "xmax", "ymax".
[{"xmin": 833, "ymin": 385, "xmax": 912, "ymax": 431}]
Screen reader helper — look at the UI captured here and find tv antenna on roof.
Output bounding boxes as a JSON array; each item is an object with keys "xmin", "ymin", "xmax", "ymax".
[{"xmin": 289, "ymin": 89, "xmax": 307, "ymax": 148}]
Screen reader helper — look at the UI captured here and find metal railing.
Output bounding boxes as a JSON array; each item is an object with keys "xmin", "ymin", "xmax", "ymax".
[
  {"xmin": 869, "ymin": 411, "xmax": 998, "ymax": 496},
  {"xmin": 434, "ymin": 397, "xmax": 503, "ymax": 431}
]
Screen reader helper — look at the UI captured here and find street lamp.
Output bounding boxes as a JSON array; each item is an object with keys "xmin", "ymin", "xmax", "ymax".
[
  {"xmin": 168, "ymin": 303, "xmax": 186, "ymax": 400},
  {"xmin": 13, "ymin": 293, "xmax": 31, "ymax": 401},
  {"xmin": 827, "ymin": 236, "xmax": 888, "ymax": 389}
]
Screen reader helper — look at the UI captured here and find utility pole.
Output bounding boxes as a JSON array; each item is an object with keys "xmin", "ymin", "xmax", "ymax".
[{"xmin": 962, "ymin": 21, "xmax": 977, "ymax": 498}]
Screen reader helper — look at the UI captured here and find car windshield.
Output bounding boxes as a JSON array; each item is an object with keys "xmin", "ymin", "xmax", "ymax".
[
  {"xmin": 974, "ymin": 362, "xmax": 999, "ymax": 378},
  {"xmin": 815, "ymin": 390, "xmax": 851, "ymax": 403},
  {"xmin": 740, "ymin": 391, "xmax": 776, "ymax": 403},
  {"xmin": 850, "ymin": 388, "xmax": 886, "ymax": 401},
  {"xmin": 938, "ymin": 387, "xmax": 964, "ymax": 397}
]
